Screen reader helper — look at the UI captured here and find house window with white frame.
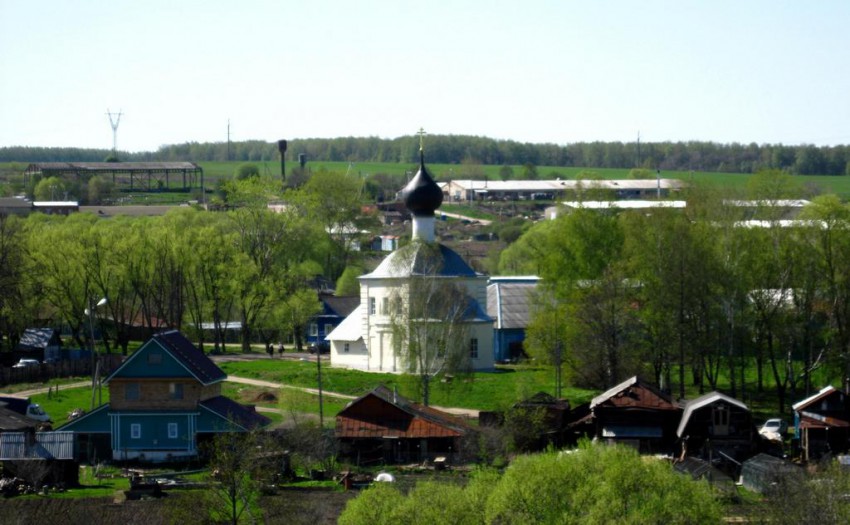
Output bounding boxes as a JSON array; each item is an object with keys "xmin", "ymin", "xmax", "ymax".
[
  {"xmin": 309, "ymin": 323, "xmax": 318, "ymax": 337},
  {"xmin": 470, "ymin": 338, "xmax": 479, "ymax": 359},
  {"xmin": 369, "ymin": 297, "xmax": 376, "ymax": 315},
  {"xmin": 324, "ymin": 324, "xmax": 333, "ymax": 336},
  {"xmin": 381, "ymin": 297, "xmax": 389, "ymax": 315},
  {"xmin": 131, "ymin": 423, "xmax": 141, "ymax": 439},
  {"xmin": 168, "ymin": 422, "xmax": 178, "ymax": 439},
  {"xmin": 344, "ymin": 343, "xmax": 350, "ymax": 353}
]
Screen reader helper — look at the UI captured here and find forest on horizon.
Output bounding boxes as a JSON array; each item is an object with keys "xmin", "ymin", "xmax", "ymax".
[{"xmin": 2, "ymin": 135, "xmax": 850, "ymax": 176}]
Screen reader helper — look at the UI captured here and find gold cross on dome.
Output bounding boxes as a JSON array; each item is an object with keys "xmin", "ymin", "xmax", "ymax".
[{"xmin": 418, "ymin": 127, "xmax": 426, "ymax": 151}]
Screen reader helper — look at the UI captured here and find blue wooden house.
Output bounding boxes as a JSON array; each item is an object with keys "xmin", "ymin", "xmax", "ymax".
[
  {"xmin": 486, "ymin": 277, "xmax": 539, "ymax": 362},
  {"xmin": 61, "ymin": 330, "xmax": 269, "ymax": 463},
  {"xmin": 306, "ymin": 294, "xmax": 360, "ymax": 349}
]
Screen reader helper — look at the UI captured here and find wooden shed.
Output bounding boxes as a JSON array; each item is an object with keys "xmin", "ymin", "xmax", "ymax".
[
  {"xmin": 677, "ymin": 391, "xmax": 755, "ymax": 470},
  {"xmin": 568, "ymin": 376, "xmax": 681, "ymax": 453},
  {"xmin": 335, "ymin": 385, "xmax": 470, "ymax": 465},
  {"xmin": 792, "ymin": 386, "xmax": 850, "ymax": 462}
]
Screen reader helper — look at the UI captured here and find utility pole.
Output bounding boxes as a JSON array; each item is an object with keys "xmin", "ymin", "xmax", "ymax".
[{"xmin": 106, "ymin": 109, "xmax": 123, "ymax": 156}]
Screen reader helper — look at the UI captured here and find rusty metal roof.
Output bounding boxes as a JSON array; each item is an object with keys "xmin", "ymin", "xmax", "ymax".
[{"xmin": 336, "ymin": 385, "xmax": 469, "ymax": 439}]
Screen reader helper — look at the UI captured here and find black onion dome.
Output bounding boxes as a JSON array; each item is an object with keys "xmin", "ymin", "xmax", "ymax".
[{"xmin": 401, "ymin": 150, "xmax": 443, "ymax": 217}]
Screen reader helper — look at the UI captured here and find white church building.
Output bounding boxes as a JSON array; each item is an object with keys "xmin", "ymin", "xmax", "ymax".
[{"xmin": 326, "ymin": 145, "xmax": 494, "ymax": 373}]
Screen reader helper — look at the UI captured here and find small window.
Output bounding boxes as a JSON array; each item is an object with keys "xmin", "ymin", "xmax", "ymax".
[
  {"xmin": 125, "ymin": 383, "xmax": 140, "ymax": 401},
  {"xmin": 309, "ymin": 323, "xmax": 318, "ymax": 337},
  {"xmin": 344, "ymin": 343, "xmax": 350, "ymax": 353},
  {"xmin": 147, "ymin": 352, "xmax": 162, "ymax": 365},
  {"xmin": 131, "ymin": 423, "xmax": 141, "ymax": 439},
  {"xmin": 168, "ymin": 422, "xmax": 178, "ymax": 439},
  {"xmin": 470, "ymin": 338, "xmax": 479, "ymax": 359},
  {"xmin": 381, "ymin": 297, "xmax": 389, "ymax": 315},
  {"xmin": 324, "ymin": 324, "xmax": 333, "ymax": 336},
  {"xmin": 369, "ymin": 297, "xmax": 376, "ymax": 315},
  {"xmin": 170, "ymin": 383, "xmax": 184, "ymax": 400}
]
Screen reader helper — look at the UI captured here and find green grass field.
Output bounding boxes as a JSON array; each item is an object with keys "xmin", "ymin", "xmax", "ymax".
[{"xmin": 5, "ymin": 160, "xmax": 850, "ymax": 200}]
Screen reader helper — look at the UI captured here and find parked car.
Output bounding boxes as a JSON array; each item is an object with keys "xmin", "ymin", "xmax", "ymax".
[
  {"xmin": 759, "ymin": 418, "xmax": 788, "ymax": 440},
  {"xmin": 12, "ymin": 358, "xmax": 40, "ymax": 368}
]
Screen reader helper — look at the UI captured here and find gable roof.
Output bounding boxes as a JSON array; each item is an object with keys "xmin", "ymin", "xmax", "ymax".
[
  {"xmin": 792, "ymin": 385, "xmax": 838, "ymax": 412},
  {"xmin": 323, "ymin": 295, "xmax": 360, "ymax": 318},
  {"xmin": 590, "ymin": 376, "xmax": 677, "ymax": 410},
  {"xmin": 106, "ymin": 330, "xmax": 226, "ymax": 385},
  {"xmin": 487, "ymin": 279, "xmax": 539, "ymax": 329},
  {"xmin": 336, "ymin": 385, "xmax": 470, "ymax": 438},
  {"xmin": 677, "ymin": 391, "xmax": 749, "ymax": 437},
  {"xmin": 17, "ymin": 328, "xmax": 60, "ymax": 351}
]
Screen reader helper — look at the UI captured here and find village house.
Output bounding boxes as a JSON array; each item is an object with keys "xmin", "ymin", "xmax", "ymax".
[
  {"xmin": 60, "ymin": 330, "xmax": 269, "ymax": 463},
  {"xmin": 305, "ymin": 293, "xmax": 359, "ymax": 351}
]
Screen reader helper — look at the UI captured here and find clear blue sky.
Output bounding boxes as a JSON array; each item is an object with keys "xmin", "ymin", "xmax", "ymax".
[{"xmin": 1, "ymin": 1, "xmax": 848, "ymax": 152}]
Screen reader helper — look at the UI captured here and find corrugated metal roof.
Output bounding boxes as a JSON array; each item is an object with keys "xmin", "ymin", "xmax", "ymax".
[
  {"xmin": 561, "ymin": 200, "xmax": 687, "ymax": 209},
  {"xmin": 0, "ymin": 431, "xmax": 75, "ymax": 460},
  {"xmin": 487, "ymin": 281, "xmax": 538, "ymax": 330},
  {"xmin": 590, "ymin": 376, "xmax": 677, "ymax": 410},
  {"xmin": 336, "ymin": 385, "xmax": 469, "ymax": 439},
  {"xmin": 792, "ymin": 385, "xmax": 838, "ymax": 411},
  {"xmin": 450, "ymin": 179, "xmax": 685, "ymax": 192}
]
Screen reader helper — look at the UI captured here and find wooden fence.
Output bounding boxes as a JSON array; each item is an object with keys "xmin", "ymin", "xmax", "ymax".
[{"xmin": 0, "ymin": 355, "xmax": 125, "ymax": 387}]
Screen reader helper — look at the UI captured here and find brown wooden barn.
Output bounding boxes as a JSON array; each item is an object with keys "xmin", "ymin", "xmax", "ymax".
[
  {"xmin": 335, "ymin": 385, "xmax": 470, "ymax": 466},
  {"xmin": 568, "ymin": 376, "xmax": 681, "ymax": 453}
]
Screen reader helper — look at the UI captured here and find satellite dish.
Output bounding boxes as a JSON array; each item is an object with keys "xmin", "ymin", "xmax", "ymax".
[{"xmin": 375, "ymin": 472, "xmax": 395, "ymax": 483}]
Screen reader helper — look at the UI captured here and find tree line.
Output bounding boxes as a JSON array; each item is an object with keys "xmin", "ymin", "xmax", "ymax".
[
  {"xmin": 3, "ymin": 135, "xmax": 850, "ymax": 175},
  {"xmin": 0, "ymin": 172, "xmax": 372, "ymax": 355},
  {"xmin": 502, "ymin": 170, "xmax": 850, "ymax": 414}
]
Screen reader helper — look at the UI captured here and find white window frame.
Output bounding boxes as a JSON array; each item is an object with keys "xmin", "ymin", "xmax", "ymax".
[
  {"xmin": 168, "ymin": 422, "xmax": 178, "ymax": 439},
  {"xmin": 309, "ymin": 323, "xmax": 318, "ymax": 337},
  {"xmin": 324, "ymin": 323, "xmax": 334, "ymax": 336},
  {"xmin": 369, "ymin": 297, "xmax": 376, "ymax": 315},
  {"xmin": 131, "ymin": 423, "xmax": 141, "ymax": 439}
]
